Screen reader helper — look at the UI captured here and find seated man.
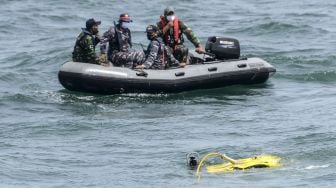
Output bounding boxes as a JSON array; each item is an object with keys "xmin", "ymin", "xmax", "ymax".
[
  {"xmin": 100, "ymin": 13, "xmax": 144, "ymax": 68},
  {"xmin": 72, "ymin": 18, "xmax": 103, "ymax": 64},
  {"xmin": 142, "ymin": 25, "xmax": 180, "ymax": 69},
  {"xmin": 157, "ymin": 6, "xmax": 205, "ymax": 63}
]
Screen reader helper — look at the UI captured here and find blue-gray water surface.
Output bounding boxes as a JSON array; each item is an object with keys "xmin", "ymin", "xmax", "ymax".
[{"xmin": 1, "ymin": 0, "xmax": 336, "ymax": 187}]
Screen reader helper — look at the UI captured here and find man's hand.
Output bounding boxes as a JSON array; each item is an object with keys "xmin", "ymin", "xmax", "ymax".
[
  {"xmin": 195, "ymin": 45, "xmax": 205, "ymax": 54},
  {"xmin": 134, "ymin": 64, "xmax": 145, "ymax": 69},
  {"xmin": 95, "ymin": 33, "xmax": 101, "ymax": 43},
  {"xmin": 163, "ymin": 21, "xmax": 174, "ymax": 34},
  {"xmin": 100, "ymin": 62, "xmax": 111, "ymax": 67},
  {"xmin": 167, "ymin": 21, "xmax": 174, "ymax": 28},
  {"xmin": 96, "ymin": 34, "xmax": 101, "ymax": 39},
  {"xmin": 179, "ymin": 62, "xmax": 186, "ymax": 68},
  {"xmin": 98, "ymin": 53, "xmax": 107, "ymax": 64}
]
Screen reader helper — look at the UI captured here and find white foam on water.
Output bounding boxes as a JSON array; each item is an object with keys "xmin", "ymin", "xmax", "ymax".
[{"xmin": 305, "ymin": 164, "xmax": 330, "ymax": 170}]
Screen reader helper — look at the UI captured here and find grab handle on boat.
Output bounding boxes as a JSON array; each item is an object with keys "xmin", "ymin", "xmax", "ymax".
[
  {"xmin": 175, "ymin": 72, "xmax": 185, "ymax": 77},
  {"xmin": 237, "ymin": 63, "xmax": 247, "ymax": 68},
  {"xmin": 136, "ymin": 71, "xmax": 148, "ymax": 77},
  {"xmin": 208, "ymin": 67, "xmax": 217, "ymax": 72}
]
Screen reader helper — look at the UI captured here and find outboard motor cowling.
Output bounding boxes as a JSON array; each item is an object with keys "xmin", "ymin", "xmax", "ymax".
[{"xmin": 205, "ymin": 36, "xmax": 240, "ymax": 59}]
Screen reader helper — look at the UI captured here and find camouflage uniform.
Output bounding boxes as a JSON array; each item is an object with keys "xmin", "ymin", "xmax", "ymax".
[
  {"xmin": 157, "ymin": 20, "xmax": 201, "ymax": 62},
  {"xmin": 72, "ymin": 28, "xmax": 100, "ymax": 64},
  {"xmin": 100, "ymin": 25, "xmax": 145, "ymax": 68},
  {"xmin": 143, "ymin": 38, "xmax": 179, "ymax": 69}
]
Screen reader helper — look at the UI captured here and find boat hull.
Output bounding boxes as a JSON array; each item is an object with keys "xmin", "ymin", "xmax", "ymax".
[{"xmin": 58, "ymin": 58, "xmax": 276, "ymax": 94}]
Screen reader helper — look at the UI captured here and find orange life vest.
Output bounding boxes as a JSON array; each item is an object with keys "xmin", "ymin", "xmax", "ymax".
[{"xmin": 160, "ymin": 16, "xmax": 180, "ymax": 49}]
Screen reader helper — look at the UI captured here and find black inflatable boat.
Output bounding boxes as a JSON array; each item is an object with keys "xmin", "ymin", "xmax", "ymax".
[{"xmin": 58, "ymin": 37, "xmax": 276, "ymax": 94}]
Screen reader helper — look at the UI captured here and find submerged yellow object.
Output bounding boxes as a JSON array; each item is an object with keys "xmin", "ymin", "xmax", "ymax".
[
  {"xmin": 206, "ymin": 154, "xmax": 281, "ymax": 173},
  {"xmin": 195, "ymin": 152, "xmax": 281, "ymax": 180}
]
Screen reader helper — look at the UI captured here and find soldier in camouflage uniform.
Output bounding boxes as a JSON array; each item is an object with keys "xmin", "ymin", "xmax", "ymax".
[
  {"xmin": 100, "ymin": 13, "xmax": 145, "ymax": 68},
  {"xmin": 142, "ymin": 25, "xmax": 180, "ymax": 69},
  {"xmin": 157, "ymin": 6, "xmax": 205, "ymax": 63},
  {"xmin": 72, "ymin": 18, "xmax": 102, "ymax": 64}
]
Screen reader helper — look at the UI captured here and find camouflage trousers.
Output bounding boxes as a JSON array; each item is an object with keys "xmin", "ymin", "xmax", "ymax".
[
  {"xmin": 172, "ymin": 44, "xmax": 189, "ymax": 63},
  {"xmin": 110, "ymin": 51, "xmax": 145, "ymax": 68}
]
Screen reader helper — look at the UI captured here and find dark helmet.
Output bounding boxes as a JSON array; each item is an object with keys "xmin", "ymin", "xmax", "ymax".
[
  {"xmin": 146, "ymin": 25, "xmax": 158, "ymax": 34},
  {"xmin": 119, "ymin": 13, "xmax": 133, "ymax": 22},
  {"xmin": 86, "ymin": 18, "xmax": 101, "ymax": 29},
  {"xmin": 164, "ymin": 6, "xmax": 175, "ymax": 16},
  {"xmin": 146, "ymin": 25, "xmax": 159, "ymax": 40}
]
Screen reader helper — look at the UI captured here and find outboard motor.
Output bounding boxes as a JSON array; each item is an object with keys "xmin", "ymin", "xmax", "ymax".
[{"xmin": 205, "ymin": 36, "xmax": 240, "ymax": 60}]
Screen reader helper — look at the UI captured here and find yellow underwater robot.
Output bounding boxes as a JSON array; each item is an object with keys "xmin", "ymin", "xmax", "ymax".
[{"xmin": 187, "ymin": 152, "xmax": 281, "ymax": 180}]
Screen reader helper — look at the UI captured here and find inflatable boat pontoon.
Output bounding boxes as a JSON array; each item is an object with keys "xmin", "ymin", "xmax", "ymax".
[{"xmin": 58, "ymin": 37, "xmax": 276, "ymax": 94}]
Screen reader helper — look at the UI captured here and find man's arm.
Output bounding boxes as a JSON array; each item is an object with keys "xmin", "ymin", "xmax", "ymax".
[
  {"xmin": 179, "ymin": 21, "xmax": 200, "ymax": 47},
  {"xmin": 143, "ymin": 41, "xmax": 160, "ymax": 69},
  {"xmin": 100, "ymin": 27, "xmax": 115, "ymax": 54}
]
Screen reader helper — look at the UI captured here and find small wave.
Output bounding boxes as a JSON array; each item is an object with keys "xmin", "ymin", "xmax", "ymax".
[
  {"xmin": 0, "ymin": 72, "xmax": 20, "ymax": 82},
  {"xmin": 2, "ymin": 93, "xmax": 36, "ymax": 104},
  {"xmin": 0, "ymin": 52, "xmax": 36, "ymax": 69},
  {"xmin": 0, "ymin": 24, "xmax": 20, "ymax": 34},
  {"xmin": 262, "ymin": 54, "xmax": 336, "ymax": 82},
  {"xmin": 278, "ymin": 70, "xmax": 336, "ymax": 83},
  {"xmin": 57, "ymin": 87, "xmax": 258, "ymax": 106},
  {"xmin": 305, "ymin": 164, "xmax": 330, "ymax": 170},
  {"xmin": 0, "ymin": 46, "xmax": 70, "ymax": 70},
  {"xmin": 258, "ymin": 22, "xmax": 300, "ymax": 31},
  {"xmin": 285, "ymin": 12, "xmax": 329, "ymax": 18},
  {"xmin": 227, "ymin": 21, "xmax": 328, "ymax": 36},
  {"xmin": 227, "ymin": 21, "xmax": 293, "ymax": 34},
  {"xmin": 121, "ymin": 93, "xmax": 169, "ymax": 98},
  {"xmin": 269, "ymin": 55, "xmax": 336, "ymax": 66}
]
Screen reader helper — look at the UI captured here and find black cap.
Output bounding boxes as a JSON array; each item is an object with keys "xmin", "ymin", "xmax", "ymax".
[
  {"xmin": 164, "ymin": 6, "xmax": 175, "ymax": 16},
  {"xmin": 119, "ymin": 13, "xmax": 132, "ymax": 22},
  {"xmin": 86, "ymin": 18, "xmax": 101, "ymax": 29},
  {"xmin": 145, "ymin": 25, "xmax": 158, "ymax": 34}
]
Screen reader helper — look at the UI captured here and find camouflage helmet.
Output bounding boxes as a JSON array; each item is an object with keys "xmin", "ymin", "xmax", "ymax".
[
  {"xmin": 164, "ymin": 6, "xmax": 175, "ymax": 16},
  {"xmin": 146, "ymin": 25, "xmax": 159, "ymax": 40}
]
